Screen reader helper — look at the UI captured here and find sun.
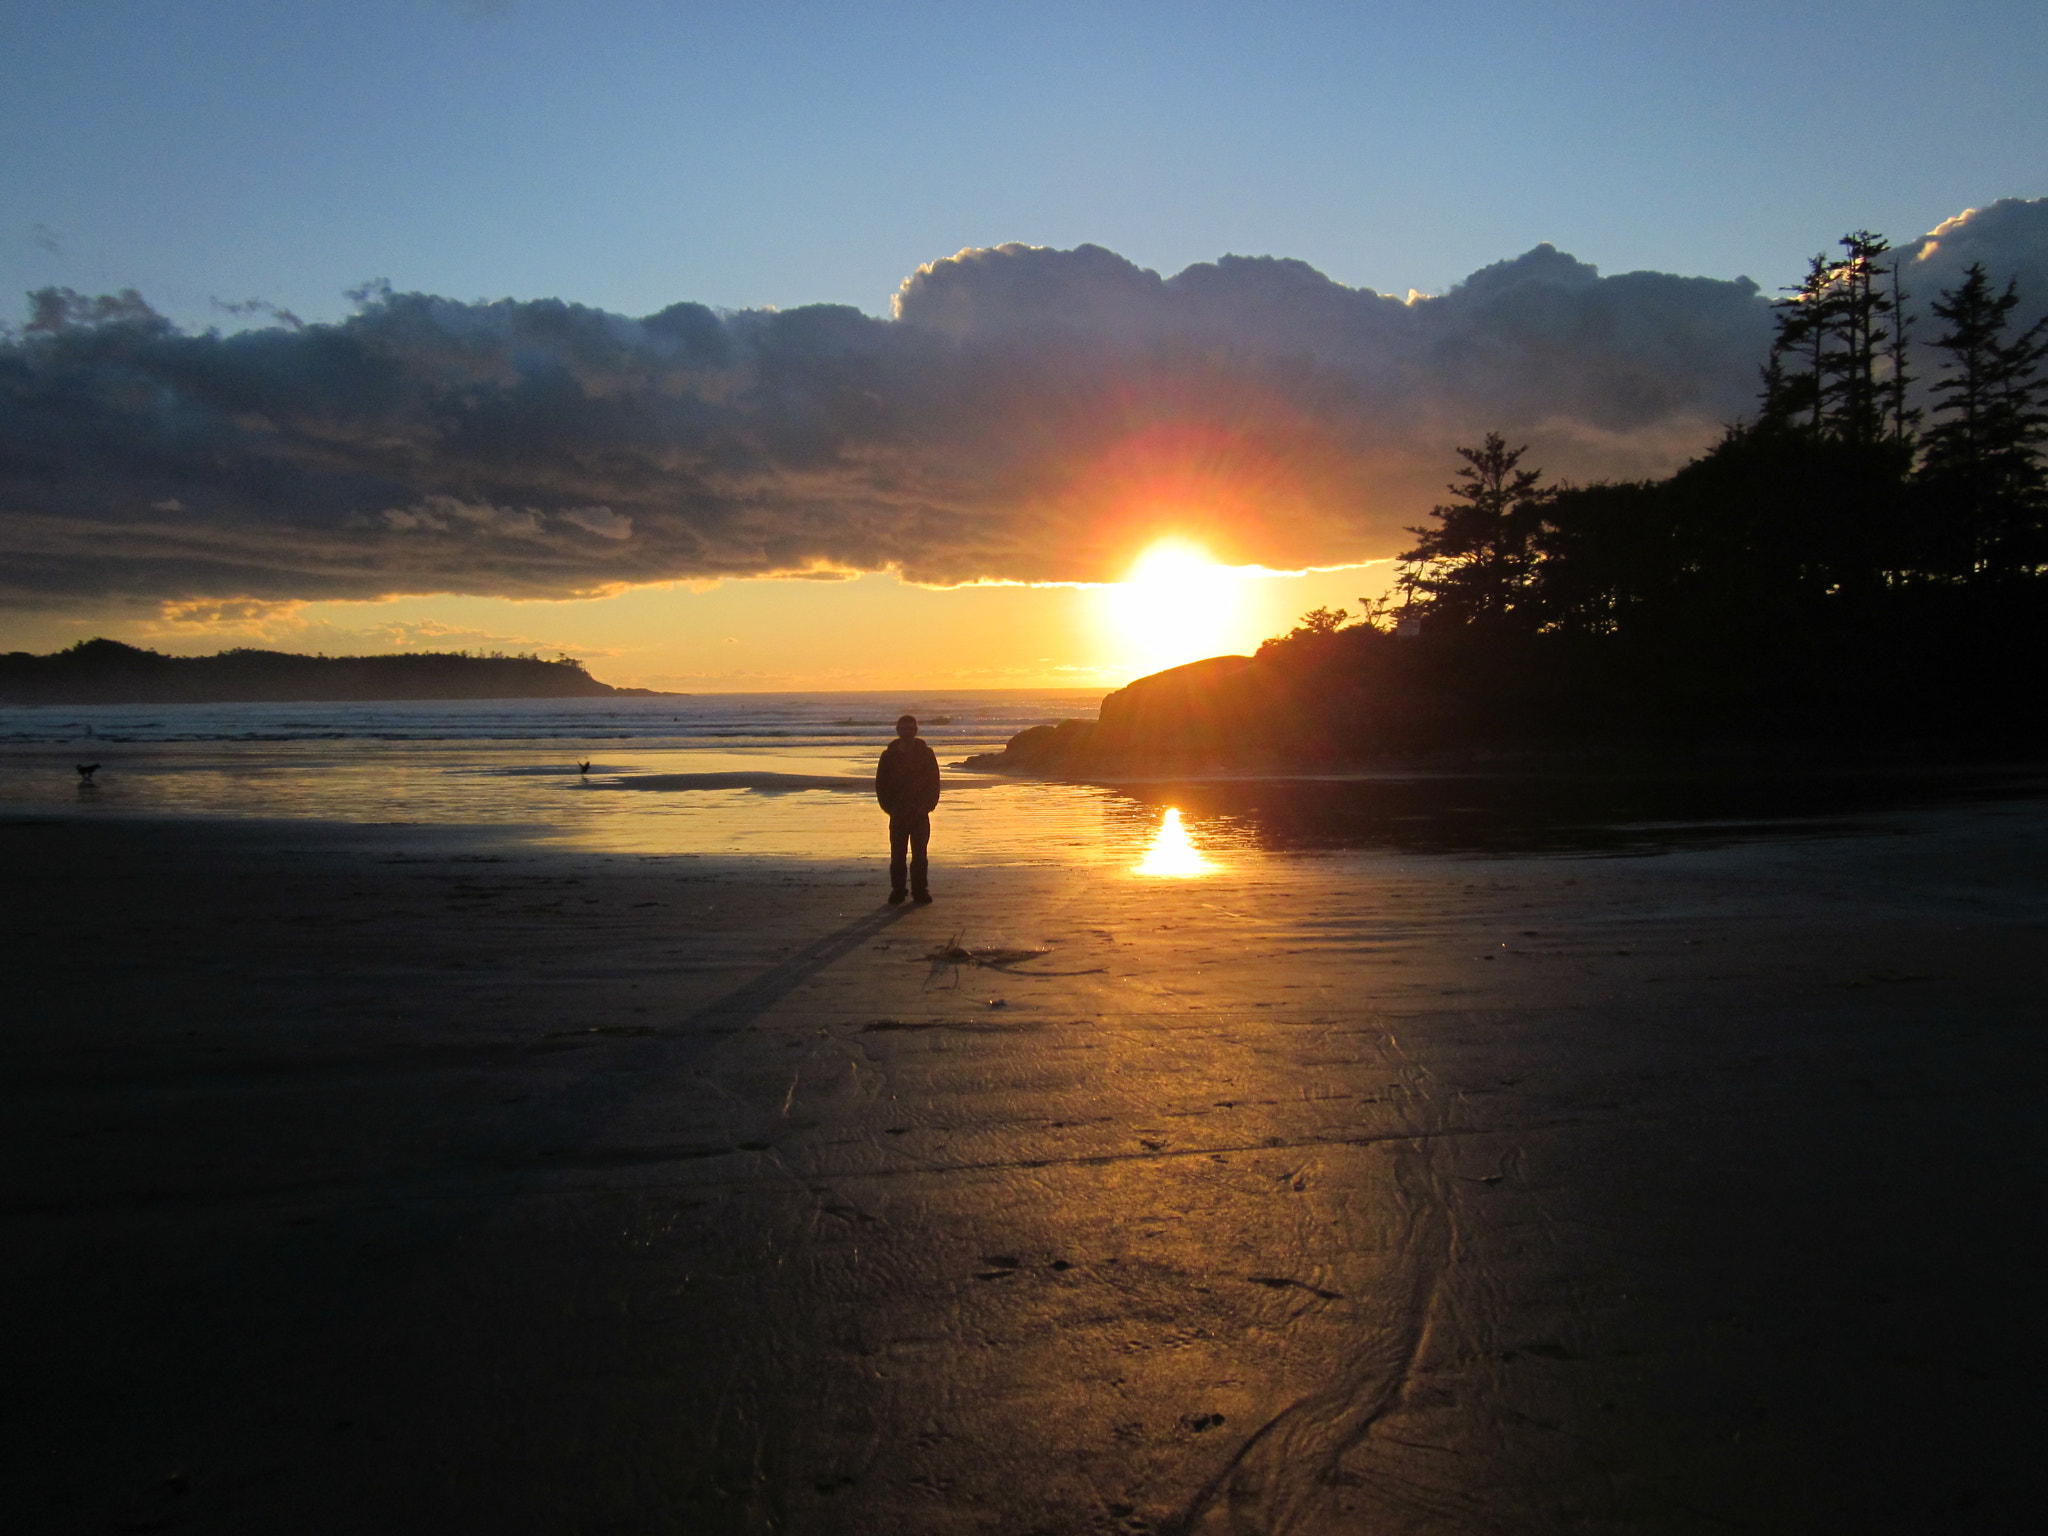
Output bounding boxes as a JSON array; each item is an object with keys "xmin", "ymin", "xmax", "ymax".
[
  {"xmin": 1104, "ymin": 540, "xmax": 1243, "ymax": 672},
  {"xmin": 1134, "ymin": 807, "xmax": 1216, "ymax": 877}
]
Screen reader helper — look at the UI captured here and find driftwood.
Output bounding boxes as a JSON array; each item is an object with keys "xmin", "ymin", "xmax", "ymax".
[{"xmin": 921, "ymin": 935, "xmax": 1108, "ymax": 985}]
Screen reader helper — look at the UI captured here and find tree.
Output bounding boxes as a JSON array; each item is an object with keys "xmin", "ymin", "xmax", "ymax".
[
  {"xmin": 1526, "ymin": 478, "xmax": 1675, "ymax": 638},
  {"xmin": 1399, "ymin": 434, "xmax": 1553, "ymax": 627},
  {"xmin": 1762, "ymin": 252, "xmax": 1836, "ymax": 433},
  {"xmin": 1288, "ymin": 606, "xmax": 1350, "ymax": 638},
  {"xmin": 1920, "ymin": 263, "xmax": 2048, "ymax": 576},
  {"xmin": 1760, "ymin": 233, "xmax": 1898, "ymax": 446},
  {"xmin": 1351, "ymin": 592, "xmax": 1402, "ymax": 632},
  {"xmin": 1822, "ymin": 232, "xmax": 1894, "ymax": 446},
  {"xmin": 1884, "ymin": 257, "xmax": 1919, "ymax": 447}
]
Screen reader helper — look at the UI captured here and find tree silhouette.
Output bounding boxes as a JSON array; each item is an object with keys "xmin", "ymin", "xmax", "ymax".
[
  {"xmin": 1823, "ymin": 232, "xmax": 1895, "ymax": 446},
  {"xmin": 1399, "ymin": 433, "xmax": 1553, "ymax": 628},
  {"xmin": 1289, "ymin": 606, "xmax": 1350, "ymax": 637},
  {"xmin": 1921, "ymin": 263, "xmax": 2048, "ymax": 577},
  {"xmin": 1762, "ymin": 233, "xmax": 1899, "ymax": 447},
  {"xmin": 1762, "ymin": 252, "xmax": 1835, "ymax": 433},
  {"xmin": 1884, "ymin": 257, "xmax": 1919, "ymax": 447}
]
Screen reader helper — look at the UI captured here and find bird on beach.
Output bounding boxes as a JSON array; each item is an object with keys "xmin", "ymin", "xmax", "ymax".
[
  {"xmin": 76, "ymin": 763, "xmax": 100, "ymax": 783},
  {"xmin": 577, "ymin": 761, "xmax": 591, "ymax": 775}
]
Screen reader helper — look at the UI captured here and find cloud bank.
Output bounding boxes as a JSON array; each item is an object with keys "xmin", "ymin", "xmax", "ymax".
[
  {"xmin": 3, "ymin": 199, "xmax": 2044, "ymax": 610},
  {"xmin": 1902, "ymin": 197, "xmax": 2048, "ymax": 315}
]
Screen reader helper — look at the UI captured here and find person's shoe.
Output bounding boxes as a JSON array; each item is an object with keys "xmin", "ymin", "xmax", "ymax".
[
  {"xmin": 912, "ymin": 890, "xmax": 934, "ymax": 905},
  {"xmin": 887, "ymin": 889, "xmax": 907, "ymax": 905}
]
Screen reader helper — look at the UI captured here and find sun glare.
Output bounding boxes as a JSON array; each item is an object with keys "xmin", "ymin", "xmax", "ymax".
[
  {"xmin": 1134, "ymin": 807, "xmax": 1215, "ymax": 877},
  {"xmin": 1105, "ymin": 541, "xmax": 1243, "ymax": 672}
]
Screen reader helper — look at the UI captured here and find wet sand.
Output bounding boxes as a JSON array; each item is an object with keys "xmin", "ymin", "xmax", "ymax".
[{"xmin": 5, "ymin": 805, "xmax": 2046, "ymax": 1534}]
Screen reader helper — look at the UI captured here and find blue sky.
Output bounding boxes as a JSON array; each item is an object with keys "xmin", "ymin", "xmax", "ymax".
[{"xmin": 8, "ymin": 0, "xmax": 2045, "ymax": 329}]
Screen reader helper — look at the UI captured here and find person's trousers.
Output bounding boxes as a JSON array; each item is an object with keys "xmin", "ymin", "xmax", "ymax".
[{"xmin": 888, "ymin": 812, "xmax": 931, "ymax": 896}]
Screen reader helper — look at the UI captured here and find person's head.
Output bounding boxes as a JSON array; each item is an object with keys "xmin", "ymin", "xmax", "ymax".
[{"xmin": 895, "ymin": 714, "xmax": 918, "ymax": 739}]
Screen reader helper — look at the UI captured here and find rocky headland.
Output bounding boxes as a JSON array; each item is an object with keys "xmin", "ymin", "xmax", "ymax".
[{"xmin": 963, "ymin": 628, "xmax": 1556, "ymax": 777}]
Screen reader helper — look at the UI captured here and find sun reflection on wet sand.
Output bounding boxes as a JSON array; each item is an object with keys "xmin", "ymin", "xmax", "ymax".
[{"xmin": 1134, "ymin": 806, "xmax": 1216, "ymax": 876}]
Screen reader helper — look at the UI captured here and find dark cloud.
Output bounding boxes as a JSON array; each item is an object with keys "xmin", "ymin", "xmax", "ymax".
[
  {"xmin": 3, "ymin": 201, "xmax": 2043, "ymax": 608},
  {"xmin": 895, "ymin": 239, "xmax": 1772, "ymax": 436}
]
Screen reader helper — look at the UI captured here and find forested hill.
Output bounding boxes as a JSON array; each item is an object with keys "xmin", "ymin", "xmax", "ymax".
[
  {"xmin": 972, "ymin": 230, "xmax": 2048, "ymax": 775},
  {"xmin": 0, "ymin": 640, "xmax": 666, "ymax": 704}
]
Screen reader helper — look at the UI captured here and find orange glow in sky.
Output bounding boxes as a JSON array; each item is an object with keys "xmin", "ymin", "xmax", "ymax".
[{"xmin": 28, "ymin": 552, "xmax": 1395, "ymax": 693}]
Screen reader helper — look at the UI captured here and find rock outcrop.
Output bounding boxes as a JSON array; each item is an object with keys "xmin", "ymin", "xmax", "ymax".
[{"xmin": 964, "ymin": 636, "xmax": 1447, "ymax": 776}]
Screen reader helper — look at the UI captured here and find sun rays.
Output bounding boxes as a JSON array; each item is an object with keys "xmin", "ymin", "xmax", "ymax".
[{"xmin": 1102, "ymin": 539, "xmax": 1246, "ymax": 673}]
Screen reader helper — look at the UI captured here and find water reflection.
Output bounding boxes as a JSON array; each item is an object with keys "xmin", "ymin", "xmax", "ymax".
[
  {"xmin": 1133, "ymin": 807, "xmax": 1217, "ymax": 877},
  {"xmin": 1108, "ymin": 767, "xmax": 2048, "ymax": 858}
]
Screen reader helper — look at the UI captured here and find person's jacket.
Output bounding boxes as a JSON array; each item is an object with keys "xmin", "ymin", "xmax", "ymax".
[{"xmin": 875, "ymin": 736, "xmax": 941, "ymax": 816}]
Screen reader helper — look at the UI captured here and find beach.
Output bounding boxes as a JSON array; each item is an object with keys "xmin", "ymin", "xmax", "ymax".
[{"xmin": 6, "ymin": 783, "xmax": 2046, "ymax": 1534}]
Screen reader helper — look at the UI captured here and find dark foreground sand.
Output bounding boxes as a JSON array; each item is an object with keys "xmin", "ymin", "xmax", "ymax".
[{"xmin": 4, "ymin": 803, "xmax": 2046, "ymax": 1535}]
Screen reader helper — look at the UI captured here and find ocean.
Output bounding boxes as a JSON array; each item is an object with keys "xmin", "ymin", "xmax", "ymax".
[{"xmin": 0, "ymin": 690, "xmax": 1177, "ymax": 866}]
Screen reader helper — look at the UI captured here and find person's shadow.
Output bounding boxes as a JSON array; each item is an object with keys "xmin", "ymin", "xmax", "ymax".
[
  {"xmin": 465, "ymin": 900, "xmax": 919, "ymax": 1180},
  {"xmin": 682, "ymin": 901, "xmax": 913, "ymax": 1032}
]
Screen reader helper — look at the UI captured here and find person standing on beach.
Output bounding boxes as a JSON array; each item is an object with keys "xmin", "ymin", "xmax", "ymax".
[{"xmin": 876, "ymin": 714, "xmax": 941, "ymax": 905}]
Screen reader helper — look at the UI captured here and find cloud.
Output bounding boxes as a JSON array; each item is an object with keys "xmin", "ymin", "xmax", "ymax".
[
  {"xmin": 136, "ymin": 598, "xmax": 593, "ymax": 659},
  {"xmin": 150, "ymin": 596, "xmax": 309, "ymax": 637},
  {"xmin": 4, "ymin": 201, "xmax": 2045, "ymax": 610},
  {"xmin": 1901, "ymin": 198, "xmax": 2048, "ymax": 328},
  {"xmin": 211, "ymin": 296, "xmax": 305, "ymax": 331},
  {"xmin": 558, "ymin": 505, "xmax": 633, "ymax": 540},
  {"xmin": 341, "ymin": 616, "xmax": 586, "ymax": 654}
]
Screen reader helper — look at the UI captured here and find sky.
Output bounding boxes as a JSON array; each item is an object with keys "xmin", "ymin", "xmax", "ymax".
[{"xmin": 4, "ymin": 0, "xmax": 2047, "ymax": 689}]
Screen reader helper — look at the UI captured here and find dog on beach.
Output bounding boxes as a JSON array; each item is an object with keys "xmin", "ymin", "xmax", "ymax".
[{"xmin": 76, "ymin": 763, "xmax": 99, "ymax": 783}]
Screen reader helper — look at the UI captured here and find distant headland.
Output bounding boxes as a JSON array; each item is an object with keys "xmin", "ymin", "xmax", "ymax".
[{"xmin": 0, "ymin": 639, "xmax": 669, "ymax": 705}]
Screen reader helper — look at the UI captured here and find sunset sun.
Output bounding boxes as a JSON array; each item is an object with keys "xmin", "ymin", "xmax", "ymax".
[{"xmin": 1105, "ymin": 540, "xmax": 1244, "ymax": 672}]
